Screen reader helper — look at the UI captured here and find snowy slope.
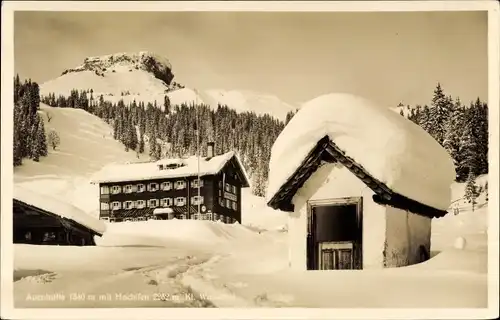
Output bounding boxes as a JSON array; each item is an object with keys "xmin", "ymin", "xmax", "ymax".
[
  {"xmin": 40, "ymin": 52, "xmax": 296, "ymax": 121},
  {"xmin": 13, "ymin": 103, "xmax": 150, "ymax": 214}
]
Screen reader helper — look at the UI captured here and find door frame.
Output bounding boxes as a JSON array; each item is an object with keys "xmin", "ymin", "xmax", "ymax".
[{"xmin": 306, "ymin": 196, "xmax": 363, "ymax": 270}]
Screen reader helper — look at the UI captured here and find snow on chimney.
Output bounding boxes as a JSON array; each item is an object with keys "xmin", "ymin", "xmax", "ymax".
[{"xmin": 207, "ymin": 142, "xmax": 215, "ymax": 158}]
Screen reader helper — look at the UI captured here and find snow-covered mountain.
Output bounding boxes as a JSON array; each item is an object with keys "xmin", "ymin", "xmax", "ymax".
[{"xmin": 40, "ymin": 51, "xmax": 296, "ymax": 121}]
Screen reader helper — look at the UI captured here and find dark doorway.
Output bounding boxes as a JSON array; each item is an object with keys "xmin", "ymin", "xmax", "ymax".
[{"xmin": 307, "ymin": 197, "xmax": 363, "ymax": 270}]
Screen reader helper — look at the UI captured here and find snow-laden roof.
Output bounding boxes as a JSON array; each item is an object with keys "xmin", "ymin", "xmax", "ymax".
[
  {"xmin": 13, "ymin": 185, "xmax": 106, "ymax": 235},
  {"xmin": 153, "ymin": 208, "xmax": 174, "ymax": 215},
  {"xmin": 90, "ymin": 151, "xmax": 251, "ymax": 187},
  {"xmin": 266, "ymin": 93, "xmax": 456, "ymax": 211}
]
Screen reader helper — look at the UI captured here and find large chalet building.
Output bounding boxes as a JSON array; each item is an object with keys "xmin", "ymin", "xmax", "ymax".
[{"xmin": 90, "ymin": 143, "xmax": 251, "ymax": 223}]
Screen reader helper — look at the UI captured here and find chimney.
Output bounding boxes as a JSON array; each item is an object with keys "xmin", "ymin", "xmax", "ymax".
[{"xmin": 207, "ymin": 142, "xmax": 215, "ymax": 158}]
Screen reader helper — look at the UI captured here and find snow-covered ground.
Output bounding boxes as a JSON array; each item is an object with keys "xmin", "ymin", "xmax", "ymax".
[
  {"xmin": 13, "ymin": 203, "xmax": 488, "ymax": 308},
  {"xmin": 12, "ymin": 105, "xmax": 490, "ymax": 308}
]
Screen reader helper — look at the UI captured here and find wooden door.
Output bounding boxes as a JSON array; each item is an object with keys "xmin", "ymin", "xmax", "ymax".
[{"xmin": 307, "ymin": 197, "xmax": 363, "ymax": 270}]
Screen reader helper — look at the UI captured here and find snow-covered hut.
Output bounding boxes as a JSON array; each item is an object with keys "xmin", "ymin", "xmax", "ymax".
[
  {"xmin": 13, "ymin": 186, "xmax": 106, "ymax": 246},
  {"xmin": 266, "ymin": 94, "xmax": 455, "ymax": 271}
]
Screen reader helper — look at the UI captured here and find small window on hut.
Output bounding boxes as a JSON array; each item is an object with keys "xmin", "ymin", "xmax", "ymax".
[
  {"xmin": 111, "ymin": 186, "xmax": 121, "ymax": 194},
  {"xmin": 191, "ymin": 196, "xmax": 204, "ymax": 205},
  {"xmin": 100, "ymin": 185, "xmax": 110, "ymax": 195},
  {"xmin": 100, "ymin": 202, "xmax": 110, "ymax": 210},
  {"xmin": 160, "ymin": 198, "xmax": 172, "ymax": 207},
  {"xmin": 136, "ymin": 200, "xmax": 146, "ymax": 209},
  {"xmin": 161, "ymin": 181, "xmax": 171, "ymax": 191},
  {"xmin": 111, "ymin": 201, "xmax": 121, "ymax": 210},
  {"xmin": 231, "ymin": 185, "xmax": 237, "ymax": 194},
  {"xmin": 124, "ymin": 185, "xmax": 133, "ymax": 194},
  {"xmin": 124, "ymin": 201, "xmax": 134, "ymax": 210},
  {"xmin": 137, "ymin": 184, "xmax": 145, "ymax": 193},
  {"xmin": 175, "ymin": 197, "xmax": 186, "ymax": 206},
  {"xmin": 191, "ymin": 179, "xmax": 203, "ymax": 188},
  {"xmin": 148, "ymin": 183, "xmax": 159, "ymax": 192},
  {"xmin": 225, "ymin": 183, "xmax": 230, "ymax": 192},
  {"xmin": 148, "ymin": 199, "xmax": 159, "ymax": 208},
  {"xmin": 175, "ymin": 181, "xmax": 186, "ymax": 190}
]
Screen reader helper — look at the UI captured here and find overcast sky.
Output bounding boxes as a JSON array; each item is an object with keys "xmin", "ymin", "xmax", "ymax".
[{"xmin": 14, "ymin": 11, "xmax": 487, "ymax": 107}]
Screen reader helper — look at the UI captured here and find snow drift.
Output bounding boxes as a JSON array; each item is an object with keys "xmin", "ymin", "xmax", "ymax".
[
  {"xmin": 266, "ymin": 93, "xmax": 456, "ymax": 211},
  {"xmin": 13, "ymin": 185, "xmax": 106, "ymax": 234}
]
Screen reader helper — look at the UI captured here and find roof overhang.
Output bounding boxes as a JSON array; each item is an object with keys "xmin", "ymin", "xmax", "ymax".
[{"xmin": 266, "ymin": 135, "xmax": 448, "ymax": 219}]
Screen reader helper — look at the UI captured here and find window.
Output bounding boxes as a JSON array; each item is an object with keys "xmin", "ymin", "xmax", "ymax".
[
  {"xmin": 219, "ymin": 181, "xmax": 222, "ymax": 188},
  {"xmin": 226, "ymin": 199, "xmax": 231, "ymax": 208},
  {"xmin": 124, "ymin": 201, "xmax": 134, "ymax": 210},
  {"xmin": 161, "ymin": 181, "xmax": 172, "ymax": 191},
  {"xmin": 225, "ymin": 183, "xmax": 230, "ymax": 192},
  {"xmin": 175, "ymin": 180, "xmax": 186, "ymax": 190},
  {"xmin": 148, "ymin": 199, "xmax": 159, "ymax": 208},
  {"xmin": 124, "ymin": 185, "xmax": 133, "ymax": 194},
  {"xmin": 219, "ymin": 198, "xmax": 224, "ymax": 207},
  {"xmin": 137, "ymin": 184, "xmax": 145, "ymax": 193},
  {"xmin": 161, "ymin": 198, "xmax": 172, "ymax": 207},
  {"xmin": 191, "ymin": 196, "xmax": 204, "ymax": 205},
  {"xmin": 148, "ymin": 183, "xmax": 159, "ymax": 192},
  {"xmin": 175, "ymin": 197, "xmax": 186, "ymax": 206},
  {"xmin": 218, "ymin": 190, "xmax": 222, "ymax": 197},
  {"xmin": 232, "ymin": 201, "xmax": 237, "ymax": 211},
  {"xmin": 100, "ymin": 202, "xmax": 110, "ymax": 210},
  {"xmin": 100, "ymin": 185, "xmax": 110, "ymax": 195},
  {"xmin": 136, "ymin": 200, "xmax": 146, "ymax": 209},
  {"xmin": 111, "ymin": 201, "xmax": 121, "ymax": 210},
  {"xmin": 232, "ymin": 185, "xmax": 237, "ymax": 194},
  {"xmin": 191, "ymin": 179, "xmax": 204, "ymax": 188},
  {"xmin": 111, "ymin": 186, "xmax": 121, "ymax": 194}
]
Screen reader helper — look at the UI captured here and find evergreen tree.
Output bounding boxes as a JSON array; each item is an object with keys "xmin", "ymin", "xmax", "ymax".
[
  {"xmin": 164, "ymin": 95, "xmax": 171, "ymax": 114},
  {"xmin": 428, "ymin": 84, "xmax": 452, "ymax": 144},
  {"xmin": 464, "ymin": 172, "xmax": 479, "ymax": 211},
  {"xmin": 443, "ymin": 97, "xmax": 464, "ymax": 177},
  {"xmin": 13, "ymin": 103, "xmax": 23, "ymax": 166},
  {"xmin": 139, "ymin": 132, "xmax": 145, "ymax": 154},
  {"xmin": 419, "ymin": 105, "xmax": 432, "ymax": 132},
  {"xmin": 459, "ymin": 110, "xmax": 480, "ymax": 179},
  {"xmin": 36, "ymin": 118, "xmax": 48, "ymax": 157},
  {"xmin": 30, "ymin": 118, "xmax": 40, "ymax": 162}
]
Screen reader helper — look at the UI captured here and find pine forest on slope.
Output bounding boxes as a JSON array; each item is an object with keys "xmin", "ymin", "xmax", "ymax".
[{"xmin": 13, "ymin": 51, "xmax": 488, "ymax": 199}]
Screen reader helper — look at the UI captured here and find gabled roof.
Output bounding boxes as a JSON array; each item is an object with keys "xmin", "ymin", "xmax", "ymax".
[
  {"xmin": 13, "ymin": 185, "xmax": 106, "ymax": 235},
  {"xmin": 266, "ymin": 136, "xmax": 449, "ymax": 218},
  {"xmin": 90, "ymin": 151, "xmax": 251, "ymax": 188},
  {"xmin": 266, "ymin": 93, "xmax": 456, "ymax": 218}
]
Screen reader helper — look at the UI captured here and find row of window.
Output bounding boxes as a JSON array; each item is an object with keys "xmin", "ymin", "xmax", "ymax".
[
  {"xmin": 101, "ymin": 196, "xmax": 205, "ymax": 211},
  {"xmin": 100, "ymin": 214, "xmax": 237, "ymax": 224},
  {"xmin": 101, "ymin": 179, "xmax": 204, "ymax": 195},
  {"xmin": 219, "ymin": 197, "xmax": 238, "ymax": 211},
  {"xmin": 220, "ymin": 181, "xmax": 237, "ymax": 194}
]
